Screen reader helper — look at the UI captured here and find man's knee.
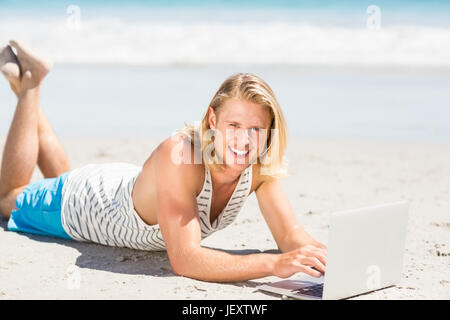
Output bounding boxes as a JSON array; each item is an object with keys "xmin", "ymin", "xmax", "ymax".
[
  {"xmin": 0, "ymin": 186, "xmax": 25, "ymax": 219},
  {"xmin": 0, "ymin": 194, "xmax": 11, "ymax": 219}
]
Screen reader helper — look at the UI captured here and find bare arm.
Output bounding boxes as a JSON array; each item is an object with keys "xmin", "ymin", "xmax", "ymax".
[
  {"xmin": 256, "ymin": 178, "xmax": 327, "ymax": 273},
  {"xmin": 256, "ymin": 178, "xmax": 325, "ymax": 251},
  {"xmin": 154, "ymin": 137, "xmax": 323, "ymax": 282}
]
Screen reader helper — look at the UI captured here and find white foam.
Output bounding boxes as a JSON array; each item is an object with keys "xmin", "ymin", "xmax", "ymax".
[{"xmin": 1, "ymin": 18, "xmax": 450, "ymax": 67}]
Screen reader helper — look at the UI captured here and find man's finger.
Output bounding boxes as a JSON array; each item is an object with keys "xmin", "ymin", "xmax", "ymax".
[
  {"xmin": 295, "ymin": 263, "xmax": 322, "ymax": 278},
  {"xmin": 303, "ymin": 256, "xmax": 326, "ymax": 274},
  {"xmin": 312, "ymin": 248, "xmax": 327, "ymax": 266}
]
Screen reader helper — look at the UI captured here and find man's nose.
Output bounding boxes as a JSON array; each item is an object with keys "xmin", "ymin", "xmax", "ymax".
[{"xmin": 233, "ymin": 128, "xmax": 250, "ymax": 148}]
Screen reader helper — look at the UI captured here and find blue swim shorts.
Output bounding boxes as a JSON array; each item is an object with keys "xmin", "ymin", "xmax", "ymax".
[{"xmin": 7, "ymin": 172, "xmax": 73, "ymax": 240}]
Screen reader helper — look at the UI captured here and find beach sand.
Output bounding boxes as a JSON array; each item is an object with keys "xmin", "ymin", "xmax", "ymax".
[{"xmin": 0, "ymin": 136, "xmax": 448, "ymax": 299}]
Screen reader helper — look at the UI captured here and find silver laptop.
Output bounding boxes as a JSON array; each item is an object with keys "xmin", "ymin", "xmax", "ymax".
[{"xmin": 258, "ymin": 201, "xmax": 409, "ymax": 300}]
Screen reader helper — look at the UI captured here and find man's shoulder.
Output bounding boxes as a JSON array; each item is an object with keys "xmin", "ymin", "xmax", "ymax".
[
  {"xmin": 157, "ymin": 133, "xmax": 201, "ymax": 165},
  {"xmin": 153, "ymin": 134, "xmax": 204, "ymax": 192}
]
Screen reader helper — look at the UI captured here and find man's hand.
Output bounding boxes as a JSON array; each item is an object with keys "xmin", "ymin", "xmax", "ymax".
[{"xmin": 272, "ymin": 243, "xmax": 327, "ymax": 279}]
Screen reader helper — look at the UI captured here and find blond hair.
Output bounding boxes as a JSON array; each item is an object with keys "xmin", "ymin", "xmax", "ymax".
[{"xmin": 176, "ymin": 73, "xmax": 288, "ymax": 180}]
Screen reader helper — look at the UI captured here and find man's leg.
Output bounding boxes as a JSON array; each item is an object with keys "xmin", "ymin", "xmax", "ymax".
[
  {"xmin": 37, "ymin": 106, "xmax": 71, "ymax": 178},
  {"xmin": 0, "ymin": 87, "xmax": 40, "ymax": 218},
  {"xmin": 0, "ymin": 40, "xmax": 69, "ymax": 218},
  {"xmin": 0, "ymin": 103, "xmax": 71, "ymax": 220},
  {"xmin": 1, "ymin": 43, "xmax": 70, "ymax": 179}
]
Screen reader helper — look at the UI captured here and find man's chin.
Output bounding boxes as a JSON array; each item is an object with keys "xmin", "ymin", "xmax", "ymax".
[{"xmin": 223, "ymin": 156, "xmax": 257, "ymax": 169}]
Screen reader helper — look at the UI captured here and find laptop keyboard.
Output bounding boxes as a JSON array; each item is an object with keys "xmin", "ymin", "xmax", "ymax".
[{"xmin": 291, "ymin": 283, "xmax": 324, "ymax": 297}]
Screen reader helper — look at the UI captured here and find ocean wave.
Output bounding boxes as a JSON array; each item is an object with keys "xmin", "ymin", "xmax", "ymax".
[{"xmin": 1, "ymin": 18, "xmax": 450, "ymax": 67}]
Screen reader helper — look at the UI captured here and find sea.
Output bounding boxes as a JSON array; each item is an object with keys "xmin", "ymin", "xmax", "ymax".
[{"xmin": 0, "ymin": 0, "xmax": 449, "ymax": 144}]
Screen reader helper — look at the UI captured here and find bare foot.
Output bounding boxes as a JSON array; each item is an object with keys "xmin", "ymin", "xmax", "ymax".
[
  {"xmin": 9, "ymin": 39, "xmax": 53, "ymax": 91},
  {"xmin": 0, "ymin": 45, "xmax": 21, "ymax": 95}
]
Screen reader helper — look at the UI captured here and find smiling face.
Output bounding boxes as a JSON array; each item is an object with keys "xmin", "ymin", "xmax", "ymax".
[{"xmin": 208, "ymin": 98, "xmax": 273, "ymax": 171}]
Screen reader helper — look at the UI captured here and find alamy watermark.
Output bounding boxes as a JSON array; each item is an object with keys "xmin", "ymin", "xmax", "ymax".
[
  {"xmin": 169, "ymin": 127, "xmax": 279, "ymax": 176},
  {"xmin": 66, "ymin": 265, "xmax": 82, "ymax": 290},
  {"xmin": 66, "ymin": 4, "xmax": 82, "ymax": 31},
  {"xmin": 366, "ymin": 264, "xmax": 382, "ymax": 290},
  {"xmin": 366, "ymin": 5, "xmax": 381, "ymax": 30}
]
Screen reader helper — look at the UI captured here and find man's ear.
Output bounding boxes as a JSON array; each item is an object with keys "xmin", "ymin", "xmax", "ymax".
[{"xmin": 208, "ymin": 107, "xmax": 216, "ymax": 130}]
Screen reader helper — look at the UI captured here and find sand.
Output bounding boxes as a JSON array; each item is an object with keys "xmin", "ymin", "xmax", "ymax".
[{"xmin": 0, "ymin": 136, "xmax": 449, "ymax": 300}]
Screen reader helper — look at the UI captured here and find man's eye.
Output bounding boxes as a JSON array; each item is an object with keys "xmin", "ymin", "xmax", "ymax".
[{"xmin": 230, "ymin": 123, "xmax": 238, "ymax": 127}]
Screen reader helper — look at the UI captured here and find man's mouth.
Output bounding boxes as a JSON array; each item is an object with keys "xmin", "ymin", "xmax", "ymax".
[{"xmin": 228, "ymin": 146, "xmax": 250, "ymax": 157}]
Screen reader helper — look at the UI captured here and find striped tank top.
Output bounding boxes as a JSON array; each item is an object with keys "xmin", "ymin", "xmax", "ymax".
[{"xmin": 60, "ymin": 162, "xmax": 252, "ymax": 251}]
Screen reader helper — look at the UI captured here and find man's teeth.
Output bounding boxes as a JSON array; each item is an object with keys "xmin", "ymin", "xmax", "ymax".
[{"xmin": 230, "ymin": 146, "xmax": 249, "ymax": 156}]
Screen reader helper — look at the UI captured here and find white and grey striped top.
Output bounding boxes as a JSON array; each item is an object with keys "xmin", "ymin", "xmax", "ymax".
[{"xmin": 60, "ymin": 162, "xmax": 252, "ymax": 251}]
